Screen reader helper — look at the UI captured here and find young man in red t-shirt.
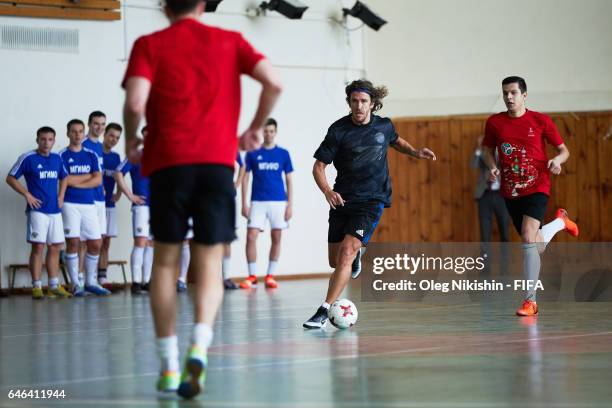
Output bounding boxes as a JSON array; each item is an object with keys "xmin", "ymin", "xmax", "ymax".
[
  {"xmin": 482, "ymin": 76, "xmax": 579, "ymax": 317},
  {"xmin": 122, "ymin": 0, "xmax": 282, "ymax": 398}
]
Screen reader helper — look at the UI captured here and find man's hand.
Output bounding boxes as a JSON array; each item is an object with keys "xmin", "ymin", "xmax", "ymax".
[
  {"xmin": 242, "ymin": 206, "xmax": 250, "ymax": 219},
  {"xmin": 285, "ymin": 204, "xmax": 292, "ymax": 221},
  {"xmin": 324, "ymin": 190, "xmax": 345, "ymax": 210},
  {"xmin": 58, "ymin": 196, "xmax": 64, "ymax": 209},
  {"xmin": 113, "ymin": 192, "xmax": 122, "ymax": 203},
  {"xmin": 25, "ymin": 192, "xmax": 42, "ymax": 209},
  {"xmin": 416, "ymin": 148, "xmax": 437, "ymax": 161},
  {"xmin": 239, "ymin": 128, "xmax": 263, "ymax": 151},
  {"xmin": 132, "ymin": 195, "xmax": 146, "ymax": 206},
  {"xmin": 488, "ymin": 167, "xmax": 500, "ymax": 182},
  {"xmin": 548, "ymin": 158, "xmax": 562, "ymax": 175}
]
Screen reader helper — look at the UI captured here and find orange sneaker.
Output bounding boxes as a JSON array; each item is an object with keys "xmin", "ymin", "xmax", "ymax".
[
  {"xmin": 516, "ymin": 300, "xmax": 538, "ymax": 316},
  {"xmin": 239, "ymin": 275, "xmax": 257, "ymax": 289},
  {"xmin": 264, "ymin": 274, "xmax": 278, "ymax": 289},
  {"xmin": 555, "ymin": 208, "xmax": 579, "ymax": 237}
]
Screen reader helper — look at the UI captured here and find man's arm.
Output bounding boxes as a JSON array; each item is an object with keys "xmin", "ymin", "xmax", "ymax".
[
  {"xmin": 123, "ymin": 77, "xmax": 151, "ymax": 157},
  {"xmin": 481, "ymin": 146, "xmax": 500, "ymax": 182},
  {"xmin": 391, "ymin": 137, "xmax": 437, "ymax": 160},
  {"xmin": 235, "ymin": 165, "xmax": 246, "ymax": 190},
  {"xmin": 5, "ymin": 175, "xmax": 42, "ymax": 209},
  {"xmin": 67, "ymin": 174, "xmax": 93, "ymax": 186},
  {"xmin": 241, "ymin": 171, "xmax": 250, "ymax": 219},
  {"xmin": 284, "ymin": 172, "xmax": 293, "ymax": 221},
  {"xmin": 240, "ymin": 60, "xmax": 283, "ymax": 151},
  {"xmin": 72, "ymin": 172, "xmax": 102, "ymax": 189},
  {"xmin": 58, "ymin": 177, "xmax": 68, "ymax": 208},
  {"xmin": 547, "ymin": 143, "xmax": 570, "ymax": 175},
  {"xmin": 313, "ymin": 160, "xmax": 344, "ymax": 209},
  {"xmin": 114, "ymin": 172, "xmax": 144, "ymax": 205}
]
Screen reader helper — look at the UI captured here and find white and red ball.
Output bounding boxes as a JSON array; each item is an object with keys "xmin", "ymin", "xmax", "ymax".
[{"xmin": 329, "ymin": 299, "xmax": 358, "ymax": 329}]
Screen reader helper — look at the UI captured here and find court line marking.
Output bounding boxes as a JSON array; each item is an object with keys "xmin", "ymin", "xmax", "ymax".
[{"xmin": 3, "ymin": 330, "xmax": 611, "ymax": 390}]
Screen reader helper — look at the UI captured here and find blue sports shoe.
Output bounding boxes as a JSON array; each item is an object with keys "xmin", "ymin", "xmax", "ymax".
[
  {"xmin": 84, "ymin": 284, "xmax": 111, "ymax": 296},
  {"xmin": 176, "ymin": 280, "xmax": 187, "ymax": 293},
  {"xmin": 351, "ymin": 248, "xmax": 365, "ymax": 279},
  {"xmin": 72, "ymin": 285, "xmax": 86, "ymax": 297}
]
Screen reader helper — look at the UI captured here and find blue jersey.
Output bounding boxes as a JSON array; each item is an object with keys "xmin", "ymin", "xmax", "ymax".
[
  {"xmin": 82, "ymin": 138, "xmax": 105, "ymax": 202},
  {"xmin": 9, "ymin": 150, "xmax": 67, "ymax": 214},
  {"xmin": 117, "ymin": 158, "xmax": 150, "ymax": 206},
  {"xmin": 102, "ymin": 150, "xmax": 122, "ymax": 208},
  {"xmin": 60, "ymin": 147, "xmax": 101, "ymax": 204},
  {"xmin": 245, "ymin": 146, "xmax": 293, "ymax": 201}
]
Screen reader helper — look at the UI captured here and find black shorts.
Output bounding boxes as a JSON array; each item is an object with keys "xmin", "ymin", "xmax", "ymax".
[
  {"xmin": 149, "ymin": 164, "xmax": 236, "ymax": 244},
  {"xmin": 328, "ymin": 200, "xmax": 384, "ymax": 245},
  {"xmin": 504, "ymin": 192, "xmax": 549, "ymax": 234}
]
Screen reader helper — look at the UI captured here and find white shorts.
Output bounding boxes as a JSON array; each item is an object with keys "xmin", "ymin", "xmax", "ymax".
[
  {"xmin": 248, "ymin": 201, "xmax": 289, "ymax": 231},
  {"xmin": 26, "ymin": 211, "xmax": 65, "ymax": 245},
  {"xmin": 105, "ymin": 207, "xmax": 118, "ymax": 237},
  {"xmin": 132, "ymin": 205, "xmax": 150, "ymax": 238},
  {"xmin": 81, "ymin": 201, "xmax": 106, "ymax": 241},
  {"xmin": 62, "ymin": 202, "xmax": 102, "ymax": 241},
  {"xmin": 185, "ymin": 217, "xmax": 194, "ymax": 240}
]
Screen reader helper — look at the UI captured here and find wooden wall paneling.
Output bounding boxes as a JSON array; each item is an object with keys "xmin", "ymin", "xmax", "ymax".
[{"xmin": 597, "ymin": 116, "xmax": 612, "ymax": 241}]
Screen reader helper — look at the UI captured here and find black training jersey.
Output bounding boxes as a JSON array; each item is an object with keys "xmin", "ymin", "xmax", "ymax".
[{"xmin": 314, "ymin": 114, "xmax": 399, "ymax": 207}]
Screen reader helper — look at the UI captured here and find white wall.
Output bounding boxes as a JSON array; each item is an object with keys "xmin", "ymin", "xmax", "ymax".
[
  {"xmin": 0, "ymin": 0, "xmax": 365, "ymax": 287},
  {"xmin": 364, "ymin": 0, "xmax": 612, "ymax": 116}
]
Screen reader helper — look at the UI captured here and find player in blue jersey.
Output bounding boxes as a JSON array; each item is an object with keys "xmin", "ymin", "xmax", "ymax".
[
  {"xmin": 240, "ymin": 118, "xmax": 293, "ymax": 289},
  {"xmin": 60, "ymin": 119, "xmax": 110, "ymax": 297},
  {"xmin": 6, "ymin": 126, "xmax": 72, "ymax": 299},
  {"xmin": 82, "ymin": 111, "xmax": 108, "ymax": 237},
  {"xmin": 303, "ymin": 80, "xmax": 436, "ymax": 329},
  {"xmin": 98, "ymin": 123, "xmax": 123, "ymax": 288},
  {"xmin": 115, "ymin": 132, "xmax": 153, "ymax": 294}
]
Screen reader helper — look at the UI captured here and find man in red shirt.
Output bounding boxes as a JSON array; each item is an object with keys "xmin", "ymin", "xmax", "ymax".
[
  {"xmin": 122, "ymin": 0, "xmax": 282, "ymax": 398},
  {"xmin": 482, "ymin": 76, "xmax": 578, "ymax": 317}
]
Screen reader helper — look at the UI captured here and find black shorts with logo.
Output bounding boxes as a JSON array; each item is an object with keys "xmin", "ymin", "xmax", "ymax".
[
  {"xmin": 504, "ymin": 192, "xmax": 549, "ymax": 234},
  {"xmin": 328, "ymin": 200, "xmax": 384, "ymax": 245},
  {"xmin": 149, "ymin": 164, "xmax": 236, "ymax": 244}
]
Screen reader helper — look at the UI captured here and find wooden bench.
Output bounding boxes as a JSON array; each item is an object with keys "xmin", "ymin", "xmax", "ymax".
[{"xmin": 7, "ymin": 260, "xmax": 127, "ymax": 293}]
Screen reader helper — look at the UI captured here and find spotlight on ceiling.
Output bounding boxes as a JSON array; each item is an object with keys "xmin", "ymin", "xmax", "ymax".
[
  {"xmin": 205, "ymin": 0, "xmax": 223, "ymax": 12},
  {"xmin": 342, "ymin": 1, "xmax": 387, "ymax": 31},
  {"xmin": 259, "ymin": 0, "xmax": 309, "ymax": 19}
]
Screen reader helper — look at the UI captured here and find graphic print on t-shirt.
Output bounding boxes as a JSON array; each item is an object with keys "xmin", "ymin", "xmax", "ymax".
[{"xmin": 499, "ymin": 142, "xmax": 538, "ymax": 197}]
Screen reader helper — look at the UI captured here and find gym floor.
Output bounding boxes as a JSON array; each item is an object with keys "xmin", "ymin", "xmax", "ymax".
[{"xmin": 1, "ymin": 279, "xmax": 611, "ymax": 407}]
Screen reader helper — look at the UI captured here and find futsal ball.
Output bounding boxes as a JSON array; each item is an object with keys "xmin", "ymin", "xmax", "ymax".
[{"xmin": 329, "ymin": 299, "xmax": 358, "ymax": 329}]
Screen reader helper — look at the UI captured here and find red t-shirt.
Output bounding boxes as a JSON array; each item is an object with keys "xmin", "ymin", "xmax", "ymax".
[
  {"xmin": 122, "ymin": 19, "xmax": 265, "ymax": 176},
  {"xmin": 483, "ymin": 110, "xmax": 564, "ymax": 199}
]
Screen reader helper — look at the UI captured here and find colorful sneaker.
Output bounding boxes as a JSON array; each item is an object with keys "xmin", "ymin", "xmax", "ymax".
[
  {"xmin": 72, "ymin": 285, "xmax": 86, "ymax": 297},
  {"xmin": 239, "ymin": 275, "xmax": 257, "ymax": 289},
  {"xmin": 32, "ymin": 287, "xmax": 44, "ymax": 300},
  {"xmin": 351, "ymin": 248, "xmax": 365, "ymax": 279},
  {"xmin": 156, "ymin": 370, "xmax": 180, "ymax": 393},
  {"xmin": 555, "ymin": 208, "xmax": 579, "ymax": 237},
  {"xmin": 223, "ymin": 278, "xmax": 239, "ymax": 290},
  {"xmin": 176, "ymin": 280, "xmax": 187, "ymax": 293},
  {"xmin": 303, "ymin": 306, "xmax": 328, "ymax": 329},
  {"xmin": 177, "ymin": 346, "xmax": 207, "ymax": 399},
  {"xmin": 48, "ymin": 285, "xmax": 73, "ymax": 298},
  {"xmin": 84, "ymin": 284, "xmax": 111, "ymax": 296},
  {"xmin": 516, "ymin": 300, "xmax": 538, "ymax": 316},
  {"xmin": 264, "ymin": 274, "xmax": 278, "ymax": 289}
]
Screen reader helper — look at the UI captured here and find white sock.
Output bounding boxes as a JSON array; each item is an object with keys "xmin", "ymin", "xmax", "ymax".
[
  {"xmin": 156, "ymin": 335, "xmax": 180, "ymax": 373},
  {"xmin": 78, "ymin": 273, "xmax": 84, "ymax": 286},
  {"xmin": 222, "ymin": 257, "xmax": 230, "ymax": 280},
  {"xmin": 65, "ymin": 253, "xmax": 79, "ymax": 287},
  {"xmin": 267, "ymin": 260, "xmax": 278, "ymax": 276},
  {"xmin": 32, "ymin": 280, "xmax": 42, "ymax": 289},
  {"xmin": 321, "ymin": 302, "xmax": 330, "ymax": 309},
  {"xmin": 130, "ymin": 247, "xmax": 144, "ymax": 283},
  {"xmin": 85, "ymin": 253, "xmax": 99, "ymax": 286},
  {"xmin": 143, "ymin": 246, "xmax": 153, "ymax": 284},
  {"xmin": 247, "ymin": 262, "xmax": 257, "ymax": 277},
  {"xmin": 49, "ymin": 277, "xmax": 59, "ymax": 289},
  {"xmin": 192, "ymin": 323, "xmax": 213, "ymax": 350},
  {"xmin": 541, "ymin": 218, "xmax": 565, "ymax": 243},
  {"xmin": 178, "ymin": 243, "xmax": 190, "ymax": 283}
]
